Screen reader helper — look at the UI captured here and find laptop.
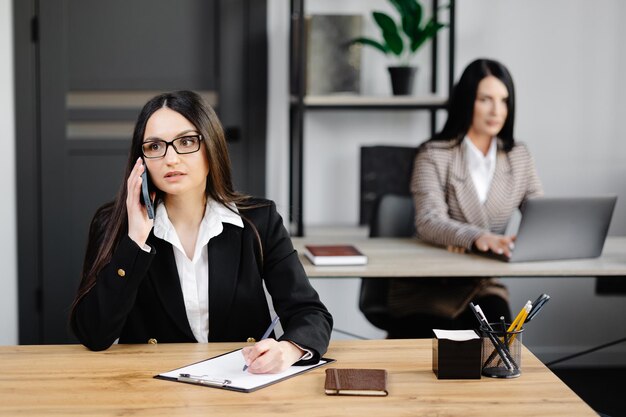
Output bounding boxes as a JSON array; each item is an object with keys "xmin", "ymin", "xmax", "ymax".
[{"xmin": 479, "ymin": 196, "xmax": 617, "ymax": 262}]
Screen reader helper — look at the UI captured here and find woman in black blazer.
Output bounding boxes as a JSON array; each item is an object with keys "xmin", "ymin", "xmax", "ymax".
[{"xmin": 70, "ymin": 91, "xmax": 332, "ymax": 374}]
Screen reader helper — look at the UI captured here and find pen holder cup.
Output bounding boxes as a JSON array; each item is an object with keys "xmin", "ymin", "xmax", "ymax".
[{"xmin": 480, "ymin": 324, "xmax": 523, "ymax": 379}]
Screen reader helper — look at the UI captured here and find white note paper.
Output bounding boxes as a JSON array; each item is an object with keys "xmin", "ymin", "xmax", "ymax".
[{"xmin": 432, "ymin": 329, "xmax": 480, "ymax": 341}]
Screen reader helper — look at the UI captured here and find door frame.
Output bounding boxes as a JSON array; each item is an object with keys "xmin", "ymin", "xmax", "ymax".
[{"xmin": 14, "ymin": 0, "xmax": 267, "ymax": 344}]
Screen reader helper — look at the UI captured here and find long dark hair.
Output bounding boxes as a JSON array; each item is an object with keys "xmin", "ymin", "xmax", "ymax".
[
  {"xmin": 431, "ymin": 58, "xmax": 516, "ymax": 152},
  {"xmin": 71, "ymin": 90, "xmax": 256, "ymax": 315}
]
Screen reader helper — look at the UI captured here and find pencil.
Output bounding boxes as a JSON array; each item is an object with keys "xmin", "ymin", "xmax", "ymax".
[
  {"xmin": 507, "ymin": 301, "xmax": 530, "ymax": 332},
  {"xmin": 507, "ymin": 302, "xmax": 532, "ymax": 346}
]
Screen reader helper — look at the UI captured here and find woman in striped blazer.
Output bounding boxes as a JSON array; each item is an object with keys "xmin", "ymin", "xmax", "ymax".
[{"xmin": 387, "ymin": 59, "xmax": 543, "ymax": 338}]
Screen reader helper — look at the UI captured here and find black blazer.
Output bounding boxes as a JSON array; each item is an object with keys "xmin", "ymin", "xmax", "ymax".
[{"xmin": 71, "ymin": 199, "xmax": 333, "ymax": 363}]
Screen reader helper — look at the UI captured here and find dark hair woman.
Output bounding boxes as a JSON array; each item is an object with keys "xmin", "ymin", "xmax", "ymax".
[
  {"xmin": 386, "ymin": 59, "xmax": 543, "ymax": 338},
  {"xmin": 70, "ymin": 91, "xmax": 332, "ymax": 373},
  {"xmin": 433, "ymin": 58, "xmax": 516, "ymax": 151}
]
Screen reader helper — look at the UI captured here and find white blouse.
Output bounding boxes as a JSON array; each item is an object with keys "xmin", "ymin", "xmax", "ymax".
[
  {"xmin": 152, "ymin": 200, "xmax": 243, "ymax": 343},
  {"xmin": 463, "ymin": 135, "xmax": 497, "ymax": 204}
]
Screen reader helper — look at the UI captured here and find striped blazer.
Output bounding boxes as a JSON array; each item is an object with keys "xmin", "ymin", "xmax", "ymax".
[{"xmin": 388, "ymin": 137, "xmax": 543, "ymax": 319}]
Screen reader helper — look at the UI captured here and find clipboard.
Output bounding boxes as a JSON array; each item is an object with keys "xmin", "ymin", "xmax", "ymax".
[{"xmin": 155, "ymin": 348, "xmax": 335, "ymax": 393}]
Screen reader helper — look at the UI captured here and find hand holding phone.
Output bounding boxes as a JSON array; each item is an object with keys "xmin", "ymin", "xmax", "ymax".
[{"xmin": 140, "ymin": 169, "xmax": 155, "ymax": 219}]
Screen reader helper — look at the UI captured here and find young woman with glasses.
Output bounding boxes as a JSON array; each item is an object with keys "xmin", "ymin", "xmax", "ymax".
[{"xmin": 70, "ymin": 91, "xmax": 332, "ymax": 374}]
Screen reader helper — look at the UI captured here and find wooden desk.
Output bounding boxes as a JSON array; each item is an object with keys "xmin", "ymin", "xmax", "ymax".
[
  {"xmin": 0, "ymin": 340, "xmax": 596, "ymax": 416},
  {"xmin": 292, "ymin": 236, "xmax": 626, "ymax": 278}
]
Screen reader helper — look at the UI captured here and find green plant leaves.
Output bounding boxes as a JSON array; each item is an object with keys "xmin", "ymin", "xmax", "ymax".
[
  {"xmin": 350, "ymin": 37, "xmax": 389, "ymax": 55},
  {"xmin": 410, "ymin": 19, "xmax": 445, "ymax": 52},
  {"xmin": 349, "ymin": 0, "xmax": 447, "ymax": 61},
  {"xmin": 390, "ymin": 0, "xmax": 423, "ymax": 41},
  {"xmin": 373, "ymin": 12, "xmax": 403, "ymax": 56}
]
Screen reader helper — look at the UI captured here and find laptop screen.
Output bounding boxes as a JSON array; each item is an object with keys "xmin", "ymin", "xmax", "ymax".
[{"xmin": 507, "ymin": 196, "xmax": 617, "ymax": 262}]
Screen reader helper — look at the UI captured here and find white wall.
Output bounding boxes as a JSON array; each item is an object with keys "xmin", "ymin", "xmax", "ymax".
[
  {"xmin": 0, "ymin": 0, "xmax": 18, "ymax": 345},
  {"xmin": 2, "ymin": 0, "xmax": 622, "ymax": 360},
  {"xmin": 267, "ymin": 0, "xmax": 626, "ymax": 365}
]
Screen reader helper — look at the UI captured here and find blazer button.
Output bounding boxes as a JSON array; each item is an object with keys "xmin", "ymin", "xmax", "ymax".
[
  {"xmin": 148, "ymin": 338, "xmax": 157, "ymax": 344},
  {"xmin": 117, "ymin": 268, "xmax": 126, "ymax": 277},
  {"xmin": 246, "ymin": 337, "xmax": 256, "ymax": 343}
]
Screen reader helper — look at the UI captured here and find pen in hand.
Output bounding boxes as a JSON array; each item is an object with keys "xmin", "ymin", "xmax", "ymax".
[{"xmin": 242, "ymin": 316, "xmax": 280, "ymax": 371}]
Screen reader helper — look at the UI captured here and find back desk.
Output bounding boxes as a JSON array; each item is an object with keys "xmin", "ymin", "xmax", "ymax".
[
  {"xmin": 292, "ymin": 236, "xmax": 626, "ymax": 278},
  {"xmin": 0, "ymin": 340, "xmax": 597, "ymax": 416}
]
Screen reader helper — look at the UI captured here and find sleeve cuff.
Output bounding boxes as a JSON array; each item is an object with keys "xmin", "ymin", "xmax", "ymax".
[{"xmin": 287, "ymin": 340, "xmax": 313, "ymax": 361}]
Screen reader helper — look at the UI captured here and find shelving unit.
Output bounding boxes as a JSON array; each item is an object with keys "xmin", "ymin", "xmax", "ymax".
[{"xmin": 289, "ymin": 0, "xmax": 456, "ymax": 236}]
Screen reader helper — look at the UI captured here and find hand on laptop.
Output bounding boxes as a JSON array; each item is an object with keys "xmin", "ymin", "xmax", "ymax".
[{"xmin": 474, "ymin": 233, "xmax": 516, "ymax": 258}]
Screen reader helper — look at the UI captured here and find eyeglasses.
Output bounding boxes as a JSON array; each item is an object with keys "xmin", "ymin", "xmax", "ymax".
[{"xmin": 141, "ymin": 134, "xmax": 204, "ymax": 159}]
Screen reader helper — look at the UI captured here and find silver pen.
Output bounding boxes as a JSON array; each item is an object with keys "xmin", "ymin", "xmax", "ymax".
[
  {"xmin": 243, "ymin": 316, "xmax": 281, "ymax": 371},
  {"xmin": 178, "ymin": 373, "xmax": 231, "ymax": 386}
]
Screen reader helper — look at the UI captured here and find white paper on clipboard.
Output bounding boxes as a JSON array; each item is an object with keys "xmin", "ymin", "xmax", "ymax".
[{"xmin": 156, "ymin": 348, "xmax": 334, "ymax": 392}]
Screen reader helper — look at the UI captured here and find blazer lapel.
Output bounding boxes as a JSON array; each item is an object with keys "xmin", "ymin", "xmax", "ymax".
[
  {"xmin": 450, "ymin": 145, "xmax": 489, "ymax": 228},
  {"xmin": 484, "ymin": 145, "xmax": 514, "ymax": 221},
  {"xmin": 208, "ymin": 224, "xmax": 242, "ymax": 339},
  {"xmin": 149, "ymin": 237, "xmax": 195, "ymax": 341}
]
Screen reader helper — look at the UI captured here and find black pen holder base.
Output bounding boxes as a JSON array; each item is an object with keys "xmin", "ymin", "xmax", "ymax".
[{"xmin": 482, "ymin": 366, "xmax": 521, "ymax": 379}]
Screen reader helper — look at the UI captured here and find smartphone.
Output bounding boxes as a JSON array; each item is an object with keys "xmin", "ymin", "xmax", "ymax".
[{"xmin": 140, "ymin": 169, "xmax": 155, "ymax": 219}]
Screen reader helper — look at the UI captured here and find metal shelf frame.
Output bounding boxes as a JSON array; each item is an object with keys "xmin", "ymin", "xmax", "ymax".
[{"xmin": 289, "ymin": 0, "xmax": 456, "ymax": 236}]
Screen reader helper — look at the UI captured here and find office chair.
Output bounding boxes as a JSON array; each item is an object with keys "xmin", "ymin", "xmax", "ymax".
[
  {"xmin": 359, "ymin": 146, "xmax": 417, "ymax": 225},
  {"xmin": 358, "ymin": 194, "xmax": 415, "ymax": 331}
]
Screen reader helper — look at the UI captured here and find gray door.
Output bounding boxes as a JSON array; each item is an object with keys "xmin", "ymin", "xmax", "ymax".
[{"xmin": 15, "ymin": 0, "xmax": 267, "ymax": 343}]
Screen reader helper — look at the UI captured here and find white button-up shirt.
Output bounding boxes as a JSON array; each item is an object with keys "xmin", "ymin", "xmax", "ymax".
[
  {"xmin": 152, "ymin": 200, "xmax": 243, "ymax": 343},
  {"xmin": 463, "ymin": 136, "xmax": 497, "ymax": 204}
]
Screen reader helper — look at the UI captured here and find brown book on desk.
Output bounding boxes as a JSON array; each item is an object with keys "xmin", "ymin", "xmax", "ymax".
[
  {"xmin": 324, "ymin": 368, "xmax": 388, "ymax": 396},
  {"xmin": 304, "ymin": 245, "xmax": 368, "ymax": 266}
]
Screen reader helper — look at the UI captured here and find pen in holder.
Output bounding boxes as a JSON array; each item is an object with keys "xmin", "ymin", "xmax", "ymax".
[{"xmin": 481, "ymin": 323, "xmax": 523, "ymax": 379}]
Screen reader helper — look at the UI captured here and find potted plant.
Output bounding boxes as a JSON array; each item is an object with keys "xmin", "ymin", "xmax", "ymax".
[{"xmin": 351, "ymin": 0, "xmax": 447, "ymax": 95}]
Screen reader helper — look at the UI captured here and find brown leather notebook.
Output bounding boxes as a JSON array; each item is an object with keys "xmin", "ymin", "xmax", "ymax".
[{"xmin": 324, "ymin": 368, "xmax": 388, "ymax": 396}]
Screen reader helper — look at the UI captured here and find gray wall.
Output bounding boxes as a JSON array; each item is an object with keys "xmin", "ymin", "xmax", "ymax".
[
  {"xmin": 0, "ymin": 0, "xmax": 17, "ymax": 345},
  {"xmin": 267, "ymin": 0, "xmax": 626, "ymax": 365}
]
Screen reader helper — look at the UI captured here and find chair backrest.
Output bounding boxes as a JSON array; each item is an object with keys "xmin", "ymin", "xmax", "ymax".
[
  {"xmin": 359, "ymin": 194, "xmax": 415, "ymax": 331},
  {"xmin": 369, "ymin": 194, "xmax": 416, "ymax": 238},
  {"xmin": 360, "ymin": 146, "xmax": 417, "ymax": 225}
]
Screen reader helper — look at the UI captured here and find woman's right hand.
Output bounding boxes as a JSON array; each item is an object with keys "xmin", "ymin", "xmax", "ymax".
[
  {"xmin": 126, "ymin": 158, "xmax": 154, "ymax": 247},
  {"xmin": 474, "ymin": 233, "xmax": 515, "ymax": 258}
]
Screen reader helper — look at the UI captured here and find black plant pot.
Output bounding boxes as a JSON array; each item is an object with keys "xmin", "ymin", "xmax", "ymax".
[{"xmin": 388, "ymin": 66, "xmax": 417, "ymax": 95}]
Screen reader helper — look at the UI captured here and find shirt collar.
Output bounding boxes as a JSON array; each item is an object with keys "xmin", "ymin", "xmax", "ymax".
[
  {"xmin": 203, "ymin": 199, "xmax": 244, "ymax": 229},
  {"xmin": 463, "ymin": 135, "xmax": 497, "ymax": 169},
  {"xmin": 153, "ymin": 198, "xmax": 244, "ymax": 244}
]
